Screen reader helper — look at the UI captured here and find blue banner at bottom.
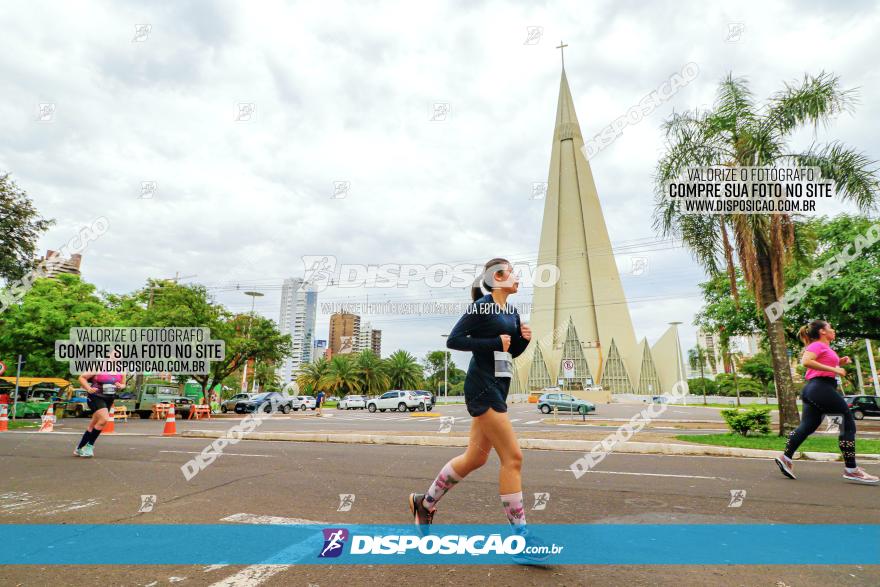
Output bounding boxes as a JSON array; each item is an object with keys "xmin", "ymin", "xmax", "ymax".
[{"xmin": 2, "ymin": 524, "xmax": 878, "ymax": 565}]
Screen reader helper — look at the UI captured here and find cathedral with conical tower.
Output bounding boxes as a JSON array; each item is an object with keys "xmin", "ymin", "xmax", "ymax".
[{"xmin": 513, "ymin": 56, "xmax": 684, "ymax": 396}]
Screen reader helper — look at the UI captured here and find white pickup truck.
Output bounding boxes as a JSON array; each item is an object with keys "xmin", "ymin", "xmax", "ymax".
[{"xmin": 367, "ymin": 390, "xmax": 425, "ymax": 413}]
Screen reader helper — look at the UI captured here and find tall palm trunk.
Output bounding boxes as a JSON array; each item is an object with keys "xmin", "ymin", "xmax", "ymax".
[{"xmin": 756, "ymin": 248, "xmax": 799, "ymax": 434}]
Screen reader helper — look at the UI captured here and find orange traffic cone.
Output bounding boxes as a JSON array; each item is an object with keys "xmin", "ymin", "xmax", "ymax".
[
  {"xmin": 103, "ymin": 407, "xmax": 116, "ymax": 434},
  {"xmin": 163, "ymin": 405, "xmax": 177, "ymax": 436},
  {"xmin": 39, "ymin": 404, "xmax": 55, "ymax": 433},
  {"xmin": 0, "ymin": 404, "xmax": 8, "ymax": 432}
]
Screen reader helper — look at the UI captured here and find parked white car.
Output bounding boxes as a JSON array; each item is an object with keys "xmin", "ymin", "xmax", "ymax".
[
  {"xmin": 338, "ymin": 395, "xmax": 367, "ymax": 410},
  {"xmin": 367, "ymin": 390, "xmax": 426, "ymax": 413},
  {"xmin": 291, "ymin": 395, "xmax": 317, "ymax": 411}
]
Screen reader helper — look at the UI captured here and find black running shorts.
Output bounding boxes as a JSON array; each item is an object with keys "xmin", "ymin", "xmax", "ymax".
[
  {"xmin": 464, "ymin": 382, "xmax": 508, "ymax": 418},
  {"xmin": 87, "ymin": 394, "xmax": 115, "ymax": 412}
]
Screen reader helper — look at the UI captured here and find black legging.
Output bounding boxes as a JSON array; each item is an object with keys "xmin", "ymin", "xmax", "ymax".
[{"xmin": 784, "ymin": 377, "xmax": 857, "ymax": 468}]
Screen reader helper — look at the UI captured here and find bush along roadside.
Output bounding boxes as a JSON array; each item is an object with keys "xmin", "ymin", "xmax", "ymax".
[{"xmin": 720, "ymin": 406, "xmax": 772, "ymax": 436}]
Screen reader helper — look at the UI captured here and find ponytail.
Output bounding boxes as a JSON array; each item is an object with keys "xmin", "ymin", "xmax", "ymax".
[
  {"xmin": 471, "ymin": 257, "xmax": 510, "ymax": 301},
  {"xmin": 470, "ymin": 283, "xmax": 484, "ymax": 302},
  {"xmin": 799, "ymin": 320, "xmax": 827, "ymax": 345}
]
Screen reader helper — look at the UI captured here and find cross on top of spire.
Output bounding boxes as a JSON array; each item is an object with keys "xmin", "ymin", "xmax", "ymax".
[{"xmin": 556, "ymin": 41, "xmax": 568, "ymax": 69}]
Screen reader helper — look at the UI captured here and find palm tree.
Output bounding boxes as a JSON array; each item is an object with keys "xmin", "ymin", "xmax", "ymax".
[
  {"xmin": 296, "ymin": 357, "xmax": 330, "ymax": 395},
  {"xmin": 688, "ymin": 344, "xmax": 714, "ymax": 405},
  {"xmin": 655, "ymin": 72, "xmax": 880, "ymax": 434},
  {"xmin": 384, "ymin": 350, "xmax": 423, "ymax": 390},
  {"xmin": 319, "ymin": 355, "xmax": 363, "ymax": 396},
  {"xmin": 354, "ymin": 349, "xmax": 389, "ymax": 396}
]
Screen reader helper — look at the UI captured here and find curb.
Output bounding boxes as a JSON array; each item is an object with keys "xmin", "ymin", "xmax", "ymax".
[{"xmin": 179, "ymin": 430, "xmax": 880, "ymax": 463}]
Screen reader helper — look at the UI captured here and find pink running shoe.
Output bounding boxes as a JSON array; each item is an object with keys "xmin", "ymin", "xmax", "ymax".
[{"xmin": 843, "ymin": 468, "xmax": 879, "ymax": 484}]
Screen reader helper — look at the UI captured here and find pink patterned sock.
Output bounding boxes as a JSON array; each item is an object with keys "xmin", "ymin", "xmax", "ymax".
[
  {"xmin": 422, "ymin": 460, "xmax": 464, "ymax": 511},
  {"xmin": 500, "ymin": 491, "xmax": 526, "ymax": 527}
]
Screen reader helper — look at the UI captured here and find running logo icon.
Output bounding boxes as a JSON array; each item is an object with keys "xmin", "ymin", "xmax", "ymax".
[
  {"xmin": 337, "ymin": 494, "xmax": 355, "ymax": 512},
  {"xmin": 532, "ymin": 492, "xmax": 550, "ymax": 510},
  {"xmin": 728, "ymin": 489, "xmax": 747, "ymax": 508},
  {"xmin": 138, "ymin": 494, "xmax": 157, "ymax": 513},
  {"xmin": 825, "ymin": 415, "xmax": 843, "ymax": 434},
  {"xmin": 319, "ymin": 528, "xmax": 349, "ymax": 558},
  {"xmin": 438, "ymin": 416, "xmax": 455, "ymax": 433},
  {"xmin": 301, "ymin": 256, "xmax": 337, "ymax": 292}
]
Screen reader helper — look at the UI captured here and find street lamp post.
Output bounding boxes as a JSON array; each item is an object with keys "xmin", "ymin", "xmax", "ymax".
[
  {"xmin": 441, "ymin": 334, "xmax": 449, "ymax": 403},
  {"xmin": 241, "ymin": 291, "xmax": 264, "ymax": 393},
  {"xmin": 12, "ymin": 355, "xmax": 23, "ymax": 421}
]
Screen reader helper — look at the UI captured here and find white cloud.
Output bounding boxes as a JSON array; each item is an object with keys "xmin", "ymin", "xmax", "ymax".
[{"xmin": 1, "ymin": 0, "xmax": 877, "ymax": 362}]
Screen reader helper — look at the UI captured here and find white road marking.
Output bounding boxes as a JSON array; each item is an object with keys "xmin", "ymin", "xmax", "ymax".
[
  {"xmin": 554, "ymin": 469, "xmax": 728, "ymax": 480},
  {"xmin": 209, "ymin": 565, "xmax": 287, "ymax": 587},
  {"xmin": 524, "ymin": 420, "xmax": 542, "ymax": 425},
  {"xmin": 221, "ymin": 513, "xmax": 328, "ymax": 525},
  {"xmin": 0, "ymin": 492, "xmax": 100, "ymax": 515},
  {"xmin": 211, "ymin": 514, "xmax": 330, "ymax": 587},
  {"xmin": 159, "ymin": 451, "xmax": 273, "ymax": 458},
  {"xmin": 509, "ymin": 418, "xmax": 521, "ymax": 423},
  {"xmin": 203, "ymin": 565, "xmax": 229, "ymax": 572}
]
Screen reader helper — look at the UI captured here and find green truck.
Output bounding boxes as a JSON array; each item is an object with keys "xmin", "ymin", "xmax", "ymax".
[
  {"xmin": 61, "ymin": 380, "xmax": 194, "ymax": 420},
  {"xmin": 0, "ymin": 377, "xmax": 72, "ymax": 418}
]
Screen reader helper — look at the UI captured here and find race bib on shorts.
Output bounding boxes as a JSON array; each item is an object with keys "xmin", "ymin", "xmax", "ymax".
[
  {"xmin": 100, "ymin": 383, "xmax": 116, "ymax": 395},
  {"xmin": 494, "ymin": 351, "xmax": 513, "ymax": 378}
]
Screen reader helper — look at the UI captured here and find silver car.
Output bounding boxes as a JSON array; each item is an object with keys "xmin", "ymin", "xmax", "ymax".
[{"xmin": 221, "ymin": 393, "xmax": 254, "ymax": 413}]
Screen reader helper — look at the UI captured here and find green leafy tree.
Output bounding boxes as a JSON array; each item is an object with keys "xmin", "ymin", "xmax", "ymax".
[
  {"xmin": 0, "ymin": 275, "xmax": 111, "ymax": 378},
  {"xmin": 424, "ymin": 349, "xmax": 457, "ymax": 394},
  {"xmin": 384, "ymin": 350, "xmax": 423, "ymax": 390},
  {"xmin": 210, "ymin": 314, "xmax": 291, "ymax": 397},
  {"xmin": 714, "ymin": 373, "xmax": 764, "ymax": 397},
  {"xmin": 118, "ymin": 280, "xmax": 292, "ymax": 400},
  {"xmin": 0, "ymin": 173, "xmax": 54, "ymax": 283},
  {"xmin": 686, "ymin": 377, "xmax": 717, "ymax": 397},
  {"xmin": 254, "ymin": 359, "xmax": 280, "ymax": 392},
  {"xmin": 740, "ymin": 353, "xmax": 776, "ymax": 404},
  {"xmin": 783, "ymin": 215, "xmax": 880, "ymax": 341},
  {"xmin": 655, "ymin": 72, "xmax": 880, "ymax": 434}
]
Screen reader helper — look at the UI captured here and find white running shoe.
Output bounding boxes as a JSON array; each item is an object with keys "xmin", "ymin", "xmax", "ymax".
[{"xmin": 774, "ymin": 454, "xmax": 796, "ymax": 480}]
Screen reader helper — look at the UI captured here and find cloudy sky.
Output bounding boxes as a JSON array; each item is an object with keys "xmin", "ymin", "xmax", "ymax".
[{"xmin": 3, "ymin": 0, "xmax": 879, "ymax": 369}]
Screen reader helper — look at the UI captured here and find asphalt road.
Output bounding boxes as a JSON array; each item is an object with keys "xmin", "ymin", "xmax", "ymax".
[
  {"xmin": 2, "ymin": 429, "xmax": 878, "ymax": 586},
  {"xmin": 42, "ymin": 401, "xmax": 880, "ymax": 438}
]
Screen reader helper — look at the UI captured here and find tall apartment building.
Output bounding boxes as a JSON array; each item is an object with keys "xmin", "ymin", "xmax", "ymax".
[
  {"xmin": 355, "ymin": 321, "xmax": 373, "ymax": 353},
  {"xmin": 695, "ymin": 329, "xmax": 724, "ymax": 377},
  {"xmin": 370, "ymin": 329, "xmax": 382, "ymax": 357},
  {"xmin": 731, "ymin": 333, "xmax": 761, "ymax": 358},
  {"xmin": 36, "ymin": 250, "xmax": 82, "ymax": 277},
  {"xmin": 277, "ymin": 278, "xmax": 317, "ymax": 384},
  {"xmin": 329, "ymin": 313, "xmax": 360, "ymax": 355},
  {"xmin": 694, "ymin": 329, "xmax": 763, "ymax": 378}
]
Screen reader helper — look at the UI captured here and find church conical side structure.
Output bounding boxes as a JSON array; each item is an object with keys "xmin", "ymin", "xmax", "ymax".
[{"xmin": 518, "ymin": 64, "xmax": 682, "ymax": 395}]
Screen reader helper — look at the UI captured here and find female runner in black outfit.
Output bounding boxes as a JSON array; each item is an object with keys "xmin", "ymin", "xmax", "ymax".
[{"xmin": 407, "ymin": 258, "xmax": 549, "ymax": 564}]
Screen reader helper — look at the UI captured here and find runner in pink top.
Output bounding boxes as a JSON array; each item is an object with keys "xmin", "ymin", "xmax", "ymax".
[
  {"xmin": 774, "ymin": 320, "xmax": 877, "ymax": 484},
  {"xmin": 803, "ymin": 340, "xmax": 839, "ymax": 380},
  {"xmin": 74, "ymin": 354, "xmax": 126, "ymax": 458}
]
